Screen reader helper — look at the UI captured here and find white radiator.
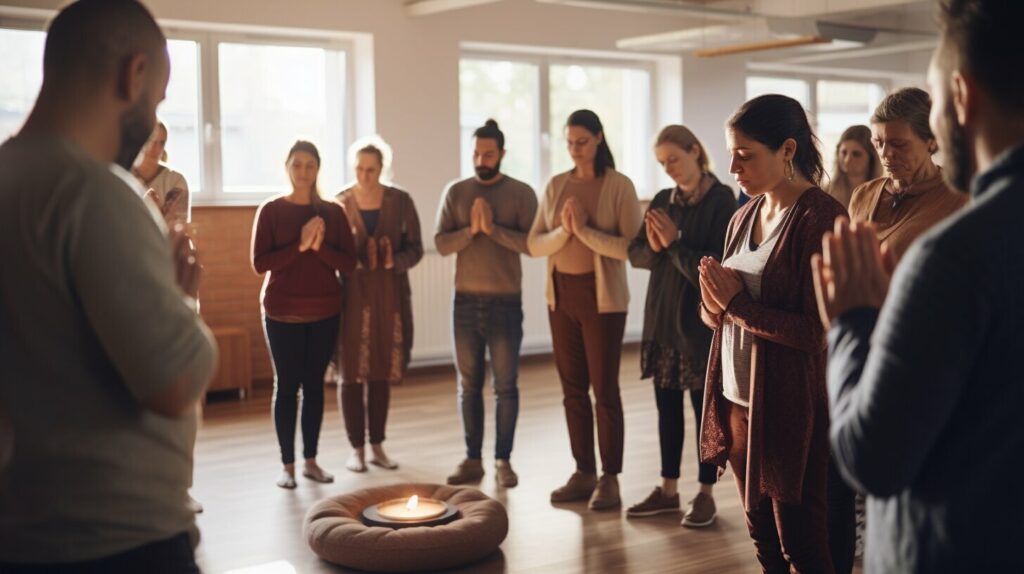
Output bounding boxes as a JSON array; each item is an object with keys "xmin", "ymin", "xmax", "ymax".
[{"xmin": 407, "ymin": 251, "xmax": 649, "ymax": 367}]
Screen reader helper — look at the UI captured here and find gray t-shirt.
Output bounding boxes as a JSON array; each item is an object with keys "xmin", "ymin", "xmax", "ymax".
[
  {"xmin": 720, "ymin": 207, "xmax": 790, "ymax": 406},
  {"xmin": 434, "ymin": 175, "xmax": 537, "ymax": 296},
  {"xmin": 0, "ymin": 134, "xmax": 217, "ymax": 563}
]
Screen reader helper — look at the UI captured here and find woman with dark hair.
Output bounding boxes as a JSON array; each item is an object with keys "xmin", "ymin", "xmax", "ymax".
[
  {"xmin": 826, "ymin": 125, "xmax": 882, "ymax": 209},
  {"xmin": 849, "ymin": 87, "xmax": 967, "ymax": 259},
  {"xmin": 698, "ymin": 94, "xmax": 846, "ymax": 572},
  {"xmin": 251, "ymin": 140, "xmax": 358, "ymax": 489},
  {"xmin": 336, "ymin": 139, "xmax": 423, "ymax": 473},
  {"xmin": 626, "ymin": 125, "xmax": 736, "ymax": 526},
  {"xmin": 528, "ymin": 109, "xmax": 641, "ymax": 511}
]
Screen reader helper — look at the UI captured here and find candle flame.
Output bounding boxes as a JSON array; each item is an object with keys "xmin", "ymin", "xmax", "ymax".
[{"xmin": 406, "ymin": 495, "xmax": 419, "ymax": 511}]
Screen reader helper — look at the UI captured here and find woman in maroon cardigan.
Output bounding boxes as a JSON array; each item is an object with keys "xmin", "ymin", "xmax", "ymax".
[
  {"xmin": 251, "ymin": 141, "xmax": 357, "ymax": 489},
  {"xmin": 698, "ymin": 95, "xmax": 846, "ymax": 573}
]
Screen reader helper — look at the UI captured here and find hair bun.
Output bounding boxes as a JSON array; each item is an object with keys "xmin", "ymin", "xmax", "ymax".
[{"xmin": 484, "ymin": 119, "xmax": 499, "ymax": 129}]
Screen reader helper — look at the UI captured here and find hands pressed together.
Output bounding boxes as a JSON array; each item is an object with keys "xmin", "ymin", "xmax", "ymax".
[
  {"xmin": 169, "ymin": 222, "xmax": 202, "ymax": 301},
  {"xmin": 644, "ymin": 208, "xmax": 679, "ymax": 253},
  {"xmin": 364, "ymin": 236, "xmax": 395, "ymax": 271},
  {"xmin": 811, "ymin": 219, "xmax": 896, "ymax": 329},
  {"xmin": 698, "ymin": 256, "xmax": 744, "ymax": 315},
  {"xmin": 470, "ymin": 197, "xmax": 495, "ymax": 236},
  {"xmin": 299, "ymin": 216, "xmax": 326, "ymax": 253},
  {"xmin": 559, "ymin": 197, "xmax": 588, "ymax": 236}
]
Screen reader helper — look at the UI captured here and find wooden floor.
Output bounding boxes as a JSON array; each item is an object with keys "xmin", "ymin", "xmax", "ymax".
[{"xmin": 193, "ymin": 348, "xmax": 761, "ymax": 573}]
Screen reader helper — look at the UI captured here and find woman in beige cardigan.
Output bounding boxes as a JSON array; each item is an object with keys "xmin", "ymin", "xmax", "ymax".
[{"xmin": 528, "ymin": 109, "xmax": 641, "ymax": 511}]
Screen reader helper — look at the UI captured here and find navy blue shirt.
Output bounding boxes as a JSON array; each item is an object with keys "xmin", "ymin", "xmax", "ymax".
[{"xmin": 828, "ymin": 144, "xmax": 1024, "ymax": 573}]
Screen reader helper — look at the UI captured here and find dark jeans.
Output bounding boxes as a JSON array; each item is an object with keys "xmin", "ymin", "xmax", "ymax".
[
  {"xmin": 655, "ymin": 386, "xmax": 718, "ymax": 484},
  {"xmin": 0, "ymin": 532, "xmax": 199, "ymax": 573},
  {"xmin": 827, "ymin": 456, "xmax": 857, "ymax": 574},
  {"xmin": 548, "ymin": 272, "xmax": 627, "ymax": 475},
  {"xmin": 453, "ymin": 293, "xmax": 523, "ymax": 460},
  {"xmin": 340, "ymin": 380, "xmax": 390, "ymax": 448},
  {"xmin": 726, "ymin": 401, "xmax": 834, "ymax": 574},
  {"xmin": 264, "ymin": 315, "xmax": 340, "ymax": 465}
]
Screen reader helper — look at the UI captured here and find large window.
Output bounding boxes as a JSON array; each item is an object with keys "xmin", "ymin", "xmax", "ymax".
[
  {"xmin": 746, "ymin": 75, "xmax": 886, "ymax": 171},
  {"xmin": 0, "ymin": 27, "xmax": 44, "ymax": 142},
  {"xmin": 460, "ymin": 53, "xmax": 656, "ymax": 197},
  {"xmin": 0, "ymin": 22, "xmax": 352, "ymax": 205}
]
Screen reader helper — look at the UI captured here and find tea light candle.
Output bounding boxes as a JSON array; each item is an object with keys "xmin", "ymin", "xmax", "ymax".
[{"xmin": 376, "ymin": 495, "xmax": 447, "ymax": 522}]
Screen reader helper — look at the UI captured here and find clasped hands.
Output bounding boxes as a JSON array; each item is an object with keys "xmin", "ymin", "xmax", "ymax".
[
  {"xmin": 645, "ymin": 208, "xmax": 679, "ymax": 253},
  {"xmin": 811, "ymin": 219, "xmax": 896, "ymax": 329},
  {"xmin": 559, "ymin": 197, "xmax": 588, "ymax": 236},
  {"xmin": 364, "ymin": 236, "xmax": 395, "ymax": 271},
  {"xmin": 469, "ymin": 197, "xmax": 496, "ymax": 236}
]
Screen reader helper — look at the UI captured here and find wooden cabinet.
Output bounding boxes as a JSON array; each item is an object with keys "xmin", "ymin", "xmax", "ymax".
[{"xmin": 207, "ymin": 327, "xmax": 253, "ymax": 399}]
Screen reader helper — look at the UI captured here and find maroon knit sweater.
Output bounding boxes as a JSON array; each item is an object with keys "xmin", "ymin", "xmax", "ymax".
[
  {"xmin": 251, "ymin": 197, "xmax": 357, "ymax": 319},
  {"xmin": 699, "ymin": 187, "xmax": 847, "ymax": 506}
]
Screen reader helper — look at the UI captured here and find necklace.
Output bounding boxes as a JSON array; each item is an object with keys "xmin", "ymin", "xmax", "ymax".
[{"xmin": 890, "ymin": 192, "xmax": 907, "ymax": 211}]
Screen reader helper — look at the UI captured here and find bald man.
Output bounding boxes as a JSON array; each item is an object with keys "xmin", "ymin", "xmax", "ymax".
[{"xmin": 0, "ymin": 1, "xmax": 217, "ymax": 571}]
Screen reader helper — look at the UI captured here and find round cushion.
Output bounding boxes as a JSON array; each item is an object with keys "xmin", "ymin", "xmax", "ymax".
[{"xmin": 304, "ymin": 483, "xmax": 508, "ymax": 572}]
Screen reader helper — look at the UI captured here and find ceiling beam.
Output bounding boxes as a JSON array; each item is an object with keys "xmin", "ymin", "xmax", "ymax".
[
  {"xmin": 695, "ymin": 35, "xmax": 831, "ymax": 57},
  {"xmin": 405, "ymin": 0, "xmax": 504, "ymax": 17},
  {"xmin": 776, "ymin": 39, "xmax": 937, "ymax": 64}
]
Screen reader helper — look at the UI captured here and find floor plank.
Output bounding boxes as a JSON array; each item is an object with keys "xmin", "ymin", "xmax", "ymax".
[{"xmin": 193, "ymin": 349, "xmax": 761, "ymax": 573}]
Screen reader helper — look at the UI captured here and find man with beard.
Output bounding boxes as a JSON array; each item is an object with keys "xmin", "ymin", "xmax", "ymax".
[
  {"xmin": 435, "ymin": 119, "xmax": 537, "ymax": 487},
  {"xmin": 811, "ymin": 0, "xmax": 1024, "ymax": 571},
  {"xmin": 0, "ymin": 1, "xmax": 217, "ymax": 571}
]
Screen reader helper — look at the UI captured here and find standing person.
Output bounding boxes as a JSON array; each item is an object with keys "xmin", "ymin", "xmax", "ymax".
[
  {"xmin": 336, "ymin": 139, "xmax": 424, "ymax": 473},
  {"xmin": 436, "ymin": 120, "xmax": 537, "ymax": 487},
  {"xmin": 0, "ymin": 1, "xmax": 218, "ymax": 570},
  {"xmin": 133, "ymin": 119, "xmax": 203, "ymax": 514},
  {"xmin": 813, "ymin": 1, "xmax": 1024, "ymax": 571},
  {"xmin": 826, "ymin": 125, "xmax": 882, "ymax": 209},
  {"xmin": 625, "ymin": 125, "xmax": 736, "ymax": 526},
  {"xmin": 698, "ymin": 94, "xmax": 845, "ymax": 573},
  {"xmin": 528, "ymin": 109, "xmax": 641, "ymax": 511},
  {"xmin": 133, "ymin": 120, "xmax": 190, "ymax": 224},
  {"xmin": 828, "ymin": 88, "xmax": 968, "ymax": 574},
  {"xmin": 251, "ymin": 140, "xmax": 357, "ymax": 489},
  {"xmin": 848, "ymin": 88, "xmax": 969, "ymax": 259}
]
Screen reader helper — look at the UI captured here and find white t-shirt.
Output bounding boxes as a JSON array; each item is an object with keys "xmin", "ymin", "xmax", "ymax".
[{"xmin": 0, "ymin": 134, "xmax": 217, "ymax": 563}]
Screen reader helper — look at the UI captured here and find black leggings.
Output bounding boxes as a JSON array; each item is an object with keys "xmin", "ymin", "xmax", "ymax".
[
  {"xmin": 654, "ymin": 386, "xmax": 718, "ymax": 484},
  {"xmin": 264, "ymin": 315, "xmax": 340, "ymax": 465}
]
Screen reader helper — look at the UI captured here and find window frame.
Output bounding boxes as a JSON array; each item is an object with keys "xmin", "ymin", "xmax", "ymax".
[
  {"xmin": 460, "ymin": 46, "xmax": 661, "ymax": 197},
  {"xmin": 0, "ymin": 11, "xmax": 358, "ymax": 207}
]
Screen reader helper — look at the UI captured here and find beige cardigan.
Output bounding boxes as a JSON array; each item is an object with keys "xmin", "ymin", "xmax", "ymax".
[{"xmin": 528, "ymin": 168, "xmax": 641, "ymax": 313}]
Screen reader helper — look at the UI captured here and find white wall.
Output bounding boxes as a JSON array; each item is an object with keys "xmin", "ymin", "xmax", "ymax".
[{"xmin": 0, "ymin": 0, "xmax": 937, "ymax": 363}]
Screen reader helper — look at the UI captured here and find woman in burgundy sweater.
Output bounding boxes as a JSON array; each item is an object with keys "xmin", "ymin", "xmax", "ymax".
[
  {"xmin": 698, "ymin": 95, "xmax": 846, "ymax": 573},
  {"xmin": 251, "ymin": 141, "xmax": 357, "ymax": 489}
]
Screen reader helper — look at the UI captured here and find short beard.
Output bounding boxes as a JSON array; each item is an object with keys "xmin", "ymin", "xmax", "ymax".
[
  {"xmin": 474, "ymin": 159, "xmax": 502, "ymax": 182},
  {"xmin": 938, "ymin": 99, "xmax": 973, "ymax": 193},
  {"xmin": 115, "ymin": 94, "xmax": 156, "ymax": 170}
]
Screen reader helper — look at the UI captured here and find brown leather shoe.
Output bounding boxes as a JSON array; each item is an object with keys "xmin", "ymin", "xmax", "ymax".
[
  {"xmin": 588, "ymin": 474, "xmax": 621, "ymax": 511},
  {"xmin": 627, "ymin": 487, "xmax": 680, "ymax": 517},
  {"xmin": 495, "ymin": 459, "xmax": 518, "ymax": 487},
  {"xmin": 446, "ymin": 458, "xmax": 484, "ymax": 485},
  {"xmin": 550, "ymin": 471, "xmax": 598, "ymax": 503},
  {"xmin": 681, "ymin": 492, "xmax": 717, "ymax": 527}
]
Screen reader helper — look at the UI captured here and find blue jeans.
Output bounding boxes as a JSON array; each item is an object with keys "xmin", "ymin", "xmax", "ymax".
[{"xmin": 453, "ymin": 293, "xmax": 523, "ymax": 460}]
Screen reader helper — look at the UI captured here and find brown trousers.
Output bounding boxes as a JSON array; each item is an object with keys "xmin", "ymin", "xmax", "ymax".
[
  {"xmin": 340, "ymin": 380, "xmax": 390, "ymax": 448},
  {"xmin": 727, "ymin": 401, "xmax": 834, "ymax": 574},
  {"xmin": 548, "ymin": 272, "xmax": 627, "ymax": 475}
]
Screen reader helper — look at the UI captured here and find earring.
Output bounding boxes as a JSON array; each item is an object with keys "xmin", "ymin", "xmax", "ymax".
[{"xmin": 785, "ymin": 159, "xmax": 796, "ymax": 182}]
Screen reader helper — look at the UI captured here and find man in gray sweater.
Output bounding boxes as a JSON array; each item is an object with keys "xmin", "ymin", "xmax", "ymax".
[
  {"xmin": 812, "ymin": 1, "xmax": 1024, "ymax": 571},
  {"xmin": 0, "ymin": 1, "xmax": 217, "ymax": 570},
  {"xmin": 435, "ymin": 120, "xmax": 537, "ymax": 487}
]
